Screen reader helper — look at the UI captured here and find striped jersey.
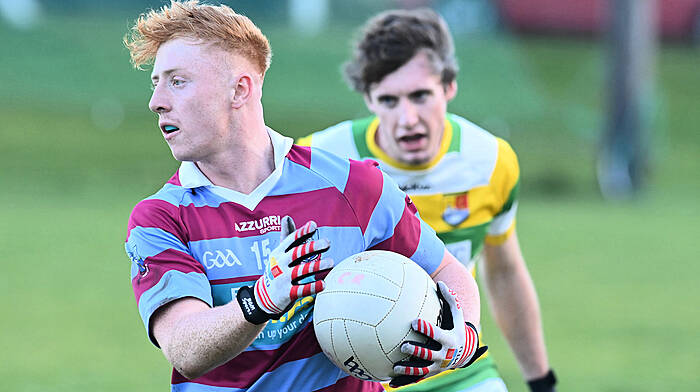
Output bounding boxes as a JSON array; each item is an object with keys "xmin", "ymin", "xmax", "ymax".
[
  {"xmin": 298, "ymin": 114, "xmax": 519, "ymax": 272},
  {"xmin": 125, "ymin": 129, "xmax": 446, "ymax": 392},
  {"xmin": 298, "ymin": 114, "xmax": 520, "ymax": 390}
]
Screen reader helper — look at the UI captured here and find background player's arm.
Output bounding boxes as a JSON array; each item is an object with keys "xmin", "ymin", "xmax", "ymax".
[
  {"xmin": 481, "ymin": 231, "xmax": 550, "ymax": 380},
  {"xmin": 151, "ymin": 297, "xmax": 264, "ymax": 380},
  {"xmin": 431, "ymin": 248, "xmax": 480, "ymax": 326}
]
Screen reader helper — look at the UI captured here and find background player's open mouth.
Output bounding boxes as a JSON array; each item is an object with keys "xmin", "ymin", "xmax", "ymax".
[
  {"xmin": 398, "ymin": 134, "xmax": 427, "ymax": 150},
  {"xmin": 399, "ymin": 134, "xmax": 425, "ymax": 142}
]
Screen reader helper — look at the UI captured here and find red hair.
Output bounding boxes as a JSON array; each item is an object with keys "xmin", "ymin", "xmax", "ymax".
[{"xmin": 124, "ymin": 0, "xmax": 271, "ymax": 74}]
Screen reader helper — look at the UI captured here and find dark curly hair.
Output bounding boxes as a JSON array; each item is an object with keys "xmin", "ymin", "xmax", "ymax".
[{"xmin": 344, "ymin": 8, "xmax": 458, "ymax": 94}]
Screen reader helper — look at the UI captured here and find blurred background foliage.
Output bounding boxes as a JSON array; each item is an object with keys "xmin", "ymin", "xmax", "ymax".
[{"xmin": 1, "ymin": 0, "xmax": 698, "ymax": 391}]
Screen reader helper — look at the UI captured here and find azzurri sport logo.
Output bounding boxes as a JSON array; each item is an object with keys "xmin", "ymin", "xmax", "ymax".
[
  {"xmin": 343, "ymin": 356, "xmax": 372, "ymax": 380},
  {"xmin": 235, "ymin": 215, "xmax": 282, "ymax": 235}
]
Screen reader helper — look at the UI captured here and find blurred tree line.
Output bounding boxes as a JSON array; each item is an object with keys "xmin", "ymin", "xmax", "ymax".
[{"xmin": 39, "ymin": 0, "xmax": 392, "ymax": 23}]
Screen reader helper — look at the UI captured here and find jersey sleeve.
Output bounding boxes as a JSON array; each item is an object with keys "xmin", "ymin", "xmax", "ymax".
[
  {"xmin": 485, "ymin": 138, "xmax": 520, "ymax": 245},
  {"xmin": 125, "ymin": 198, "xmax": 212, "ymax": 346},
  {"xmin": 343, "ymin": 159, "xmax": 445, "ymax": 275}
]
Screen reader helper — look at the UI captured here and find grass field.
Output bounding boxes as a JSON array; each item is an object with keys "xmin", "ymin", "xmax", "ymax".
[{"xmin": 1, "ymin": 12, "xmax": 699, "ymax": 391}]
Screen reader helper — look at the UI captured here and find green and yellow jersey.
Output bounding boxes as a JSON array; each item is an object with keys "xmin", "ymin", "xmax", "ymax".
[{"xmin": 299, "ymin": 113, "xmax": 518, "ymax": 391}]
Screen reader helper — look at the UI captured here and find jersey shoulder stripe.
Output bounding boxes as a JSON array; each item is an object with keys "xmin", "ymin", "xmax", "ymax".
[
  {"xmin": 350, "ymin": 116, "xmax": 375, "ymax": 158},
  {"xmin": 451, "ymin": 114, "xmax": 500, "ymax": 187},
  {"xmin": 450, "ymin": 114, "xmax": 520, "ymax": 214},
  {"xmin": 489, "ymin": 137, "xmax": 520, "ymax": 216},
  {"xmin": 286, "ymin": 143, "xmax": 312, "ymax": 168},
  {"xmin": 296, "ymin": 144, "xmax": 443, "ymax": 274},
  {"xmin": 297, "ymin": 117, "xmax": 375, "ymax": 160},
  {"xmin": 127, "ymin": 198, "xmax": 186, "ymax": 243},
  {"xmin": 285, "ymin": 145, "xmax": 388, "ymax": 238},
  {"xmin": 299, "ymin": 145, "xmax": 352, "ymax": 194},
  {"xmin": 342, "ymin": 158, "xmax": 384, "ymax": 235},
  {"xmin": 145, "ymin": 180, "xmax": 230, "ymax": 209}
]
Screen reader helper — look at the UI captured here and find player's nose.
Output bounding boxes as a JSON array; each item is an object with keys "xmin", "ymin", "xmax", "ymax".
[
  {"xmin": 398, "ymin": 100, "xmax": 419, "ymax": 128},
  {"xmin": 149, "ymin": 84, "xmax": 171, "ymax": 113}
]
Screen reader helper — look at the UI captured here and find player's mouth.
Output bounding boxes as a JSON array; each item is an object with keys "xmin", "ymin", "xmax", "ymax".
[
  {"xmin": 397, "ymin": 133, "xmax": 428, "ymax": 151},
  {"xmin": 160, "ymin": 124, "xmax": 180, "ymax": 139}
]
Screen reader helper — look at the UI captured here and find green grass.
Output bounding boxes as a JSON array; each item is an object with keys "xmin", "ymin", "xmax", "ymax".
[
  {"xmin": 1, "ymin": 12, "xmax": 698, "ymax": 391},
  {"xmin": 484, "ymin": 197, "xmax": 700, "ymax": 391}
]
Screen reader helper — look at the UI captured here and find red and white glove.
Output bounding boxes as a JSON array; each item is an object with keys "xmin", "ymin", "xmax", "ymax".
[
  {"xmin": 390, "ymin": 281, "xmax": 487, "ymax": 387},
  {"xmin": 237, "ymin": 216, "xmax": 333, "ymax": 324}
]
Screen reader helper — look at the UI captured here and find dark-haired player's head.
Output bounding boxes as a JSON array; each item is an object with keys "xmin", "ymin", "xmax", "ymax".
[
  {"xmin": 344, "ymin": 9, "xmax": 459, "ymax": 165},
  {"xmin": 344, "ymin": 8, "xmax": 457, "ymax": 95}
]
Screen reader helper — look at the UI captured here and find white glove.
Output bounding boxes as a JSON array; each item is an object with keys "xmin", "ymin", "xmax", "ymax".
[
  {"xmin": 237, "ymin": 216, "xmax": 333, "ymax": 324},
  {"xmin": 390, "ymin": 281, "xmax": 486, "ymax": 387}
]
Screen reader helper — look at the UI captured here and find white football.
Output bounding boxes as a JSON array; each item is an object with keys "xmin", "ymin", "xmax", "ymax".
[{"xmin": 313, "ymin": 250, "xmax": 441, "ymax": 382}]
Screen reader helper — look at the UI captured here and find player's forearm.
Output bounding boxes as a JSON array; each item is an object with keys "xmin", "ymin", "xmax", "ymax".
[
  {"xmin": 160, "ymin": 300, "xmax": 265, "ymax": 379},
  {"xmin": 431, "ymin": 249, "xmax": 481, "ymax": 325},
  {"xmin": 483, "ymin": 240, "xmax": 549, "ymax": 379}
]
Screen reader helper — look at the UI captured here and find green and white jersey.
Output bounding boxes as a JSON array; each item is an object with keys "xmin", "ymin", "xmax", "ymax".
[{"xmin": 299, "ymin": 113, "xmax": 520, "ymax": 273}]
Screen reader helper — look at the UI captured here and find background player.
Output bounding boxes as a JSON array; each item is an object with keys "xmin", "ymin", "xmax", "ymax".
[
  {"xmin": 123, "ymin": 1, "xmax": 485, "ymax": 390},
  {"xmin": 298, "ymin": 8, "xmax": 556, "ymax": 392}
]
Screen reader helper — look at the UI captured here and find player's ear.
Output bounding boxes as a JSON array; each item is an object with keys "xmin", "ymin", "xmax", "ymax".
[
  {"xmin": 444, "ymin": 81, "xmax": 457, "ymax": 102},
  {"xmin": 231, "ymin": 73, "xmax": 254, "ymax": 109}
]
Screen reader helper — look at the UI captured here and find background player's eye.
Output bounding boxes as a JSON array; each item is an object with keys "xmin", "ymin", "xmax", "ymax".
[
  {"xmin": 409, "ymin": 90, "xmax": 430, "ymax": 103},
  {"xmin": 378, "ymin": 96, "xmax": 397, "ymax": 108}
]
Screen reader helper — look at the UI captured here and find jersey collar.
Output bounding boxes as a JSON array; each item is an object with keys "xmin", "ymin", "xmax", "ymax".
[
  {"xmin": 365, "ymin": 117, "xmax": 453, "ymax": 171},
  {"xmin": 178, "ymin": 128, "xmax": 293, "ymax": 210}
]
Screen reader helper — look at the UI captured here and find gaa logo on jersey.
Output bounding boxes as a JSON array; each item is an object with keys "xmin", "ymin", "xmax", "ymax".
[{"xmin": 442, "ymin": 192, "xmax": 470, "ymax": 226}]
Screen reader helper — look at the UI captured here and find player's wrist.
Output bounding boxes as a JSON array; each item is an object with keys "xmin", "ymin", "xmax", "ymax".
[
  {"xmin": 454, "ymin": 322, "xmax": 478, "ymax": 367},
  {"xmin": 527, "ymin": 369, "xmax": 557, "ymax": 392},
  {"xmin": 236, "ymin": 285, "xmax": 272, "ymax": 325},
  {"xmin": 459, "ymin": 321, "xmax": 487, "ymax": 369}
]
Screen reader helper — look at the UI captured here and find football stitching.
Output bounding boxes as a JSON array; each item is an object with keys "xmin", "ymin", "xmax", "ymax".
[
  {"xmin": 329, "ymin": 321, "xmax": 339, "ymax": 369},
  {"xmin": 316, "ymin": 257, "xmax": 438, "ymax": 380},
  {"xmin": 385, "ymin": 266, "xmax": 422, "ymax": 355},
  {"xmin": 375, "ymin": 326, "xmax": 396, "ymax": 380},
  {"xmin": 316, "ymin": 290, "xmax": 395, "ymax": 301},
  {"xmin": 344, "ymin": 320, "xmax": 380, "ymax": 381},
  {"xmin": 374, "ymin": 264, "xmax": 405, "ymax": 327}
]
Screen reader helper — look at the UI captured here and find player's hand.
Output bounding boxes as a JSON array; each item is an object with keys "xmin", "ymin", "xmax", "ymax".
[
  {"xmin": 237, "ymin": 216, "xmax": 333, "ymax": 324},
  {"xmin": 389, "ymin": 281, "xmax": 487, "ymax": 387}
]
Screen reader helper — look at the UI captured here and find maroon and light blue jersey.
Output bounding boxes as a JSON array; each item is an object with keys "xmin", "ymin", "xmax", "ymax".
[{"xmin": 125, "ymin": 130, "xmax": 446, "ymax": 391}]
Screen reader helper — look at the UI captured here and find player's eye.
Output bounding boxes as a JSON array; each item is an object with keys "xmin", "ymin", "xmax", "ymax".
[
  {"xmin": 378, "ymin": 96, "xmax": 397, "ymax": 108},
  {"xmin": 171, "ymin": 78, "xmax": 185, "ymax": 87},
  {"xmin": 409, "ymin": 90, "xmax": 431, "ymax": 103}
]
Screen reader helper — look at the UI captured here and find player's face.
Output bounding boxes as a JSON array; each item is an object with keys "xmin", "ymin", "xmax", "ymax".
[
  {"xmin": 149, "ymin": 38, "xmax": 234, "ymax": 162},
  {"xmin": 365, "ymin": 52, "xmax": 456, "ymax": 165}
]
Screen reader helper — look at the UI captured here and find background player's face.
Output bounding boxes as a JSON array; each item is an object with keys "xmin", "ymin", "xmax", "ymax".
[
  {"xmin": 149, "ymin": 38, "xmax": 234, "ymax": 162},
  {"xmin": 365, "ymin": 52, "xmax": 456, "ymax": 165}
]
